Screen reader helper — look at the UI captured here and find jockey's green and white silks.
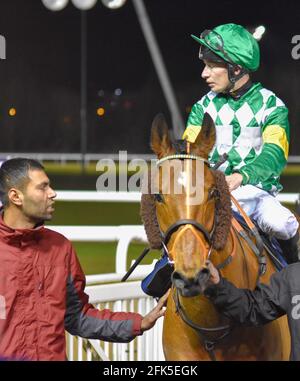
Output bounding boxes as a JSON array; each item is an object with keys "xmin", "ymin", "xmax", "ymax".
[
  {"xmin": 191, "ymin": 23, "xmax": 260, "ymax": 71},
  {"xmin": 183, "ymin": 83, "xmax": 289, "ymax": 194}
]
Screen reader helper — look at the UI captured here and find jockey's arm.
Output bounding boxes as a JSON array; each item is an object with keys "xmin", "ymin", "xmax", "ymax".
[
  {"xmin": 234, "ymin": 106, "xmax": 289, "ymax": 187},
  {"xmin": 182, "ymin": 102, "xmax": 204, "ymax": 142},
  {"xmin": 183, "ymin": 101, "xmax": 289, "ymax": 190}
]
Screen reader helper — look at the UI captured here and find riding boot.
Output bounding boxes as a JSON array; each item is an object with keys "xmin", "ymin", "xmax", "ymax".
[{"xmin": 277, "ymin": 231, "xmax": 300, "ymax": 264}]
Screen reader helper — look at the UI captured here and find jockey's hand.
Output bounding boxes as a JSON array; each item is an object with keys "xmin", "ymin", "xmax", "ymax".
[
  {"xmin": 205, "ymin": 260, "xmax": 221, "ymax": 285},
  {"xmin": 140, "ymin": 289, "xmax": 170, "ymax": 332},
  {"xmin": 226, "ymin": 173, "xmax": 243, "ymax": 192}
]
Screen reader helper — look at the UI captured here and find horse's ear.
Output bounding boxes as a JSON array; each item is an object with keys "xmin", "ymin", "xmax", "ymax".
[
  {"xmin": 151, "ymin": 114, "xmax": 173, "ymax": 158},
  {"xmin": 192, "ymin": 113, "xmax": 216, "ymax": 158}
]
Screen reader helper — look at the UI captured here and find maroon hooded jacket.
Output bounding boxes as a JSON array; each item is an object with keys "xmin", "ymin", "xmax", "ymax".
[{"xmin": 0, "ymin": 214, "xmax": 142, "ymax": 360}]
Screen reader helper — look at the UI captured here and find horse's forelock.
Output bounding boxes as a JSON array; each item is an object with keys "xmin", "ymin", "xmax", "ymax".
[
  {"xmin": 173, "ymin": 140, "xmax": 187, "ymax": 154},
  {"xmin": 140, "ymin": 171, "xmax": 162, "ymax": 250}
]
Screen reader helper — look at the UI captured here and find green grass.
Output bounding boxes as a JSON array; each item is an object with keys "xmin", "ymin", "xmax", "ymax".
[
  {"xmin": 282, "ymin": 165, "xmax": 300, "ymax": 176},
  {"xmin": 43, "ymin": 161, "xmax": 148, "ymax": 176},
  {"xmin": 72, "ymin": 241, "xmax": 160, "ymax": 275},
  {"xmin": 49, "ymin": 201, "xmax": 142, "ymax": 226}
]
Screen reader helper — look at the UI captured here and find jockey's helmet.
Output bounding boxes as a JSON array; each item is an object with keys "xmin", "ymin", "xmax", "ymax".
[{"xmin": 191, "ymin": 23, "xmax": 260, "ymax": 87}]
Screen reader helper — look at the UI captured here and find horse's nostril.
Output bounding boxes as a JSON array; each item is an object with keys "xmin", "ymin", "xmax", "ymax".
[
  {"xmin": 172, "ymin": 271, "xmax": 205, "ymax": 297},
  {"xmin": 172, "ymin": 271, "xmax": 188, "ymax": 289},
  {"xmin": 196, "ymin": 268, "xmax": 210, "ymax": 286},
  {"xmin": 171, "ymin": 271, "xmax": 181, "ymax": 280},
  {"xmin": 200, "ymin": 267, "xmax": 210, "ymax": 275},
  {"xmin": 172, "ymin": 271, "xmax": 183, "ymax": 282}
]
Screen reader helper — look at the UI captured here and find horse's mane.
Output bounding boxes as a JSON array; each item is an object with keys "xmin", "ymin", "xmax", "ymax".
[{"xmin": 140, "ymin": 169, "xmax": 232, "ymax": 251}]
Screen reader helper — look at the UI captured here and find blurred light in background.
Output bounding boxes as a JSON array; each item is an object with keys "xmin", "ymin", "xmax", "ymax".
[
  {"xmin": 123, "ymin": 100, "xmax": 132, "ymax": 110},
  {"xmin": 63, "ymin": 116, "xmax": 71, "ymax": 124},
  {"xmin": 253, "ymin": 25, "xmax": 266, "ymax": 41},
  {"xmin": 8, "ymin": 108, "xmax": 16, "ymax": 117},
  {"xmin": 41, "ymin": 0, "xmax": 69, "ymax": 11},
  {"xmin": 114, "ymin": 88, "xmax": 122, "ymax": 96},
  {"xmin": 42, "ymin": 0, "xmax": 100, "ymax": 10},
  {"xmin": 97, "ymin": 107, "xmax": 105, "ymax": 116},
  {"xmin": 71, "ymin": 0, "xmax": 98, "ymax": 10},
  {"xmin": 101, "ymin": 0, "xmax": 127, "ymax": 9}
]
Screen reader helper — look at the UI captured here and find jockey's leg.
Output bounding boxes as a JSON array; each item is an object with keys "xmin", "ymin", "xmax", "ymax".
[
  {"xmin": 231, "ymin": 184, "xmax": 262, "ymax": 216},
  {"xmin": 255, "ymin": 195, "xmax": 299, "ymax": 263},
  {"xmin": 231, "ymin": 185, "xmax": 300, "ymax": 263}
]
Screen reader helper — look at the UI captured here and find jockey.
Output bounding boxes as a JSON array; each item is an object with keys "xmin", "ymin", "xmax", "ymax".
[{"xmin": 183, "ymin": 23, "xmax": 299, "ymax": 263}]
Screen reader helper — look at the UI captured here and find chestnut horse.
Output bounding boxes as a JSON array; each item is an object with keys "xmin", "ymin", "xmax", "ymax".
[{"xmin": 141, "ymin": 113, "xmax": 291, "ymax": 360}]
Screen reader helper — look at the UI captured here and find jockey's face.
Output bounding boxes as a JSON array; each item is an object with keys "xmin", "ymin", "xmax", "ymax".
[{"xmin": 201, "ymin": 59, "xmax": 230, "ymax": 93}]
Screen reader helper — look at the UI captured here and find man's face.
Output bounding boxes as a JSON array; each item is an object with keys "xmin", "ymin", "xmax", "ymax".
[
  {"xmin": 201, "ymin": 59, "xmax": 230, "ymax": 93},
  {"xmin": 20, "ymin": 169, "xmax": 57, "ymax": 223}
]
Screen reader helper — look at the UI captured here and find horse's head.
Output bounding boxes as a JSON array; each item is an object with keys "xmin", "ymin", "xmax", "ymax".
[{"xmin": 141, "ymin": 113, "xmax": 232, "ymax": 297}]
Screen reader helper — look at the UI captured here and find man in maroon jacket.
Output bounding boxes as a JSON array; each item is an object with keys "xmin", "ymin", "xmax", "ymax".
[{"xmin": 0, "ymin": 158, "xmax": 168, "ymax": 361}]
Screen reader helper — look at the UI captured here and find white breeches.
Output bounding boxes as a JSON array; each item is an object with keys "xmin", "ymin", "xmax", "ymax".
[{"xmin": 231, "ymin": 185, "xmax": 299, "ymax": 240}]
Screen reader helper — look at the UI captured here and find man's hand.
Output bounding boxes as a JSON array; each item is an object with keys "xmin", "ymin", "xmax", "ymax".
[
  {"xmin": 140, "ymin": 290, "xmax": 170, "ymax": 332},
  {"xmin": 205, "ymin": 260, "xmax": 221, "ymax": 285},
  {"xmin": 225, "ymin": 173, "xmax": 243, "ymax": 192}
]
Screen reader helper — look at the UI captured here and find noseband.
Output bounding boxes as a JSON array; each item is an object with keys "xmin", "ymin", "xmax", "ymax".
[{"xmin": 163, "ymin": 219, "xmax": 215, "ymax": 247}]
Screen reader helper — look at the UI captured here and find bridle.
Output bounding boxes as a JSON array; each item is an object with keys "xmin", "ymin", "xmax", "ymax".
[
  {"xmin": 156, "ymin": 153, "xmax": 234, "ymax": 269},
  {"xmin": 156, "ymin": 153, "xmax": 235, "ymax": 361}
]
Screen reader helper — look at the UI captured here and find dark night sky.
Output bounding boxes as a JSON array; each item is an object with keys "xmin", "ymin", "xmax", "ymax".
[{"xmin": 0, "ymin": 0, "xmax": 299, "ymax": 153}]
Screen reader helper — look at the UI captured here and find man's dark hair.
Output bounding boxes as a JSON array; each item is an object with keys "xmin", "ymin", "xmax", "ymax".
[{"xmin": 0, "ymin": 158, "xmax": 45, "ymax": 207}]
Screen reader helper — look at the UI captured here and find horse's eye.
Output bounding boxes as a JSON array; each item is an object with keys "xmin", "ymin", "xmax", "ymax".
[{"xmin": 154, "ymin": 193, "xmax": 164, "ymax": 203}]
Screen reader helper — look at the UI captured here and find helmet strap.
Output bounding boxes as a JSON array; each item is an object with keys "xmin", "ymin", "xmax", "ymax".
[{"xmin": 224, "ymin": 64, "xmax": 249, "ymax": 94}]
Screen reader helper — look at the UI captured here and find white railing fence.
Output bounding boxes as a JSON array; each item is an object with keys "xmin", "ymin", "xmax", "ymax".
[
  {"xmin": 66, "ymin": 281, "xmax": 164, "ymax": 361},
  {"xmin": 49, "ymin": 224, "xmax": 164, "ymax": 361}
]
